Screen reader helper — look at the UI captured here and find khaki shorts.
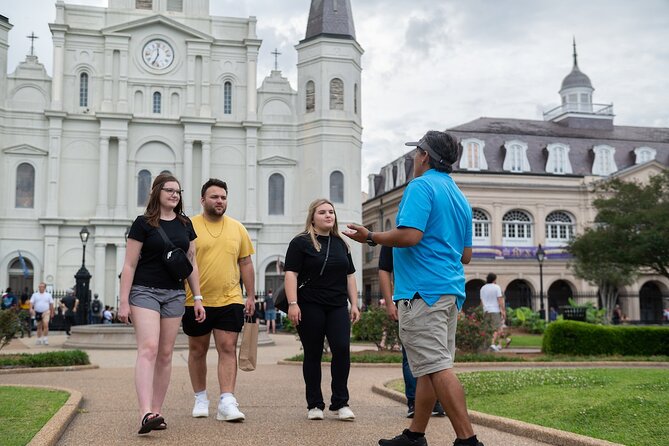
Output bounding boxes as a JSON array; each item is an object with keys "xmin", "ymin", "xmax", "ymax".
[
  {"xmin": 488, "ymin": 312, "xmax": 503, "ymax": 330},
  {"xmin": 398, "ymin": 295, "xmax": 457, "ymax": 377},
  {"xmin": 36, "ymin": 310, "xmax": 51, "ymax": 325}
]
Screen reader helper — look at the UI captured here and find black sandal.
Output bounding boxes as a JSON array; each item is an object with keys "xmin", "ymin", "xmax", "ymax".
[
  {"xmin": 138, "ymin": 412, "xmax": 164, "ymax": 434},
  {"xmin": 154, "ymin": 420, "xmax": 167, "ymax": 430}
]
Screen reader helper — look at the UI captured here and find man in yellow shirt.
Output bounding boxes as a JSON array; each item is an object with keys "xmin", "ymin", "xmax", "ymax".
[{"xmin": 184, "ymin": 178, "xmax": 256, "ymax": 422}]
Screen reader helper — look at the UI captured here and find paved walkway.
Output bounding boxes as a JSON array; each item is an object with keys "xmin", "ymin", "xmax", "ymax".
[{"xmin": 0, "ymin": 332, "xmax": 554, "ymax": 446}]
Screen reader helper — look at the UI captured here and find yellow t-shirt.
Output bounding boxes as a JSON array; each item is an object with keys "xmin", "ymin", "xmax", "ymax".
[{"xmin": 186, "ymin": 214, "xmax": 255, "ymax": 307}]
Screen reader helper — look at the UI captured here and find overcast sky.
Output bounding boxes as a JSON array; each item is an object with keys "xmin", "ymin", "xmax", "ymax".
[{"xmin": 3, "ymin": 0, "xmax": 669, "ymax": 193}]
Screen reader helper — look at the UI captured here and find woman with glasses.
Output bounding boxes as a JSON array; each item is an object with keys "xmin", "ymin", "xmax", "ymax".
[
  {"xmin": 119, "ymin": 172, "xmax": 206, "ymax": 434},
  {"xmin": 284, "ymin": 198, "xmax": 360, "ymax": 422}
]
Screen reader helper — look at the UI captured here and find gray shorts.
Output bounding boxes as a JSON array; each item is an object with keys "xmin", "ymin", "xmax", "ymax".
[
  {"xmin": 488, "ymin": 312, "xmax": 503, "ymax": 330},
  {"xmin": 129, "ymin": 285, "xmax": 186, "ymax": 318},
  {"xmin": 398, "ymin": 295, "xmax": 457, "ymax": 377}
]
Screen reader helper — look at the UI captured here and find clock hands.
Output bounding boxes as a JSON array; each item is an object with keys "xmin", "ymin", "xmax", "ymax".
[{"xmin": 152, "ymin": 47, "xmax": 160, "ymax": 65}]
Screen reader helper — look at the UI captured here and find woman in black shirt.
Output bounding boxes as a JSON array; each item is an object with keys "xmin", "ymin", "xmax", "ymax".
[
  {"xmin": 285, "ymin": 198, "xmax": 360, "ymax": 421},
  {"xmin": 118, "ymin": 173, "xmax": 206, "ymax": 434}
]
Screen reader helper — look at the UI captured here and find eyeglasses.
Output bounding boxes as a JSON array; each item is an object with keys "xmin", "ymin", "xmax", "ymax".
[{"xmin": 161, "ymin": 188, "xmax": 183, "ymax": 196}]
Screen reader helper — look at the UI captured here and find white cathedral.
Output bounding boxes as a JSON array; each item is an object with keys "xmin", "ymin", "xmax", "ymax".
[{"xmin": 0, "ymin": 0, "xmax": 363, "ymax": 305}]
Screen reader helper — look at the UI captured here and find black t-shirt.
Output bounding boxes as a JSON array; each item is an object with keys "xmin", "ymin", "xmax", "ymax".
[
  {"xmin": 61, "ymin": 295, "xmax": 76, "ymax": 312},
  {"xmin": 284, "ymin": 233, "xmax": 355, "ymax": 307},
  {"xmin": 128, "ymin": 215, "xmax": 196, "ymax": 290},
  {"xmin": 378, "ymin": 245, "xmax": 393, "ymax": 273}
]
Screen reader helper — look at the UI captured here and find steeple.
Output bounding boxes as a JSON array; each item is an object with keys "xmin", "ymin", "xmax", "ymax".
[
  {"xmin": 560, "ymin": 38, "xmax": 592, "ymax": 91},
  {"xmin": 303, "ymin": 0, "xmax": 356, "ymax": 43}
]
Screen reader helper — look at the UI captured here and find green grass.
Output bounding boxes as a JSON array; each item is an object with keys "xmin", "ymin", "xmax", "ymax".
[
  {"xmin": 393, "ymin": 369, "xmax": 668, "ymax": 446},
  {"xmin": 0, "ymin": 386, "xmax": 70, "ymax": 446},
  {"xmin": 507, "ymin": 333, "xmax": 543, "ymax": 348},
  {"xmin": 0, "ymin": 350, "xmax": 90, "ymax": 368}
]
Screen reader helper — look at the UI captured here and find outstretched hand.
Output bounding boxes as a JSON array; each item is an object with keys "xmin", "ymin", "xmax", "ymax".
[{"xmin": 342, "ymin": 223, "xmax": 368, "ymax": 244}]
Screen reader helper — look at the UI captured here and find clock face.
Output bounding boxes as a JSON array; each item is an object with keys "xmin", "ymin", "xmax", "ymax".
[{"xmin": 142, "ymin": 39, "xmax": 174, "ymax": 70}]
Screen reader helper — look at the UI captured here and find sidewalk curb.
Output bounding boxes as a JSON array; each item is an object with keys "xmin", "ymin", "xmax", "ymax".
[
  {"xmin": 0, "ymin": 364, "xmax": 99, "ymax": 375},
  {"xmin": 372, "ymin": 383, "xmax": 624, "ymax": 446},
  {"xmin": 0, "ymin": 384, "xmax": 82, "ymax": 446}
]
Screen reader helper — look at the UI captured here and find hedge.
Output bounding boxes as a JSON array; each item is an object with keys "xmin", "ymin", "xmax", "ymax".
[
  {"xmin": 542, "ymin": 321, "xmax": 669, "ymax": 356},
  {"xmin": 0, "ymin": 350, "xmax": 90, "ymax": 368}
]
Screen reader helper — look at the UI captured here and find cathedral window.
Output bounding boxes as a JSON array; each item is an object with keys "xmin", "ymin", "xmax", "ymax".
[
  {"xmin": 152, "ymin": 92, "xmax": 161, "ymax": 114},
  {"xmin": 472, "ymin": 208, "xmax": 491, "ymax": 245},
  {"xmin": 15, "ymin": 163, "xmax": 35, "ymax": 209},
  {"xmin": 79, "ymin": 72, "xmax": 89, "ymax": 107},
  {"xmin": 545, "ymin": 143, "xmax": 572, "ymax": 174},
  {"xmin": 545, "ymin": 211, "xmax": 575, "ymax": 244},
  {"xmin": 502, "ymin": 140, "xmax": 530, "ymax": 173},
  {"xmin": 330, "ymin": 170, "xmax": 344, "ymax": 203},
  {"xmin": 502, "ymin": 210, "xmax": 532, "ymax": 246},
  {"xmin": 167, "ymin": 0, "xmax": 183, "ymax": 12},
  {"xmin": 137, "ymin": 170, "xmax": 151, "ymax": 207},
  {"xmin": 306, "ymin": 81, "xmax": 315, "ymax": 113},
  {"xmin": 592, "ymin": 145, "xmax": 617, "ymax": 176},
  {"xmin": 634, "ymin": 147, "xmax": 656, "ymax": 164},
  {"xmin": 223, "ymin": 82, "xmax": 232, "ymax": 114},
  {"xmin": 459, "ymin": 138, "xmax": 488, "ymax": 171},
  {"xmin": 268, "ymin": 173, "xmax": 284, "ymax": 215},
  {"xmin": 329, "ymin": 78, "xmax": 344, "ymax": 110},
  {"xmin": 136, "ymin": 0, "xmax": 152, "ymax": 10}
]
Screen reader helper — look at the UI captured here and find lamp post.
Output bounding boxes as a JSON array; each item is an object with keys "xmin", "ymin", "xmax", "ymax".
[
  {"xmin": 535, "ymin": 244, "xmax": 547, "ymax": 323},
  {"xmin": 74, "ymin": 226, "xmax": 92, "ymax": 325}
]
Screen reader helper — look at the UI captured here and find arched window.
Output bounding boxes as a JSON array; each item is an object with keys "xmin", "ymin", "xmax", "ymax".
[
  {"xmin": 459, "ymin": 138, "xmax": 487, "ymax": 171},
  {"xmin": 264, "ymin": 261, "xmax": 284, "ymax": 295},
  {"xmin": 546, "ymin": 143, "xmax": 572, "ymax": 174},
  {"xmin": 268, "ymin": 173, "xmax": 284, "ymax": 215},
  {"xmin": 15, "ymin": 163, "xmax": 35, "ymax": 208},
  {"xmin": 634, "ymin": 147, "xmax": 656, "ymax": 164},
  {"xmin": 330, "ymin": 170, "xmax": 344, "ymax": 203},
  {"xmin": 503, "ymin": 140, "xmax": 530, "ymax": 173},
  {"xmin": 306, "ymin": 80, "xmax": 315, "ymax": 113},
  {"xmin": 137, "ymin": 169, "xmax": 151, "ymax": 206},
  {"xmin": 79, "ymin": 72, "xmax": 89, "ymax": 107},
  {"xmin": 329, "ymin": 78, "xmax": 344, "ymax": 110},
  {"xmin": 592, "ymin": 145, "xmax": 617, "ymax": 176},
  {"xmin": 223, "ymin": 81, "xmax": 232, "ymax": 114},
  {"xmin": 502, "ymin": 210, "xmax": 532, "ymax": 246},
  {"xmin": 472, "ymin": 208, "xmax": 491, "ymax": 245},
  {"xmin": 152, "ymin": 92, "xmax": 161, "ymax": 113},
  {"xmin": 545, "ymin": 211, "xmax": 575, "ymax": 244}
]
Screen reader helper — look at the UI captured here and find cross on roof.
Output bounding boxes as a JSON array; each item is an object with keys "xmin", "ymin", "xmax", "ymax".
[
  {"xmin": 26, "ymin": 31, "xmax": 38, "ymax": 56},
  {"xmin": 271, "ymin": 48, "xmax": 281, "ymax": 71}
]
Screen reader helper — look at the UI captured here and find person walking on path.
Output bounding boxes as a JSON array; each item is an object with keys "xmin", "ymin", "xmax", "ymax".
[
  {"xmin": 284, "ymin": 198, "xmax": 360, "ymax": 422},
  {"xmin": 345, "ymin": 130, "xmax": 484, "ymax": 446},
  {"xmin": 118, "ymin": 173, "xmax": 206, "ymax": 435},
  {"xmin": 263, "ymin": 289, "xmax": 277, "ymax": 334},
  {"xmin": 184, "ymin": 179, "xmax": 256, "ymax": 422},
  {"xmin": 30, "ymin": 282, "xmax": 54, "ymax": 345},
  {"xmin": 379, "ymin": 245, "xmax": 446, "ymax": 418},
  {"xmin": 479, "ymin": 273, "xmax": 509, "ymax": 351},
  {"xmin": 60, "ymin": 288, "xmax": 79, "ymax": 336}
]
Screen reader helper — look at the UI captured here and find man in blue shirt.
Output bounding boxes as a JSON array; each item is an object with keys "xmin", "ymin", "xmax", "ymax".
[{"xmin": 345, "ymin": 131, "xmax": 482, "ymax": 446}]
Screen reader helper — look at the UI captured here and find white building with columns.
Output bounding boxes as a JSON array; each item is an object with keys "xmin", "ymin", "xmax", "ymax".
[{"xmin": 0, "ymin": 0, "xmax": 363, "ymax": 305}]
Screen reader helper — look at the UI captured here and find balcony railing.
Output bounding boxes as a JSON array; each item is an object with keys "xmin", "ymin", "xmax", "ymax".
[{"xmin": 543, "ymin": 103, "xmax": 614, "ymax": 121}]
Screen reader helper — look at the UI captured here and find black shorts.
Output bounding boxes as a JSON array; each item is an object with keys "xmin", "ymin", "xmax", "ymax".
[{"xmin": 182, "ymin": 304, "xmax": 245, "ymax": 337}]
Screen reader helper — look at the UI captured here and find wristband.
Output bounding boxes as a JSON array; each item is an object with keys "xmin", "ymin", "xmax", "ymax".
[
  {"xmin": 193, "ymin": 295, "xmax": 203, "ymax": 301},
  {"xmin": 288, "ymin": 301, "xmax": 298, "ymax": 306}
]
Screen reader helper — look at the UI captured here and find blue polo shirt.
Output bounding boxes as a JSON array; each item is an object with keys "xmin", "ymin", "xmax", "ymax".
[{"xmin": 393, "ymin": 169, "xmax": 472, "ymax": 309}]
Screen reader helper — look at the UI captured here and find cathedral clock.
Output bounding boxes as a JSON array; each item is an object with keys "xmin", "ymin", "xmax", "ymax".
[{"xmin": 142, "ymin": 39, "xmax": 174, "ymax": 70}]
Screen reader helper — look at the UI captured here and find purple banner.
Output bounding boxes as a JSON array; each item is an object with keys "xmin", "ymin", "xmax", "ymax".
[{"xmin": 471, "ymin": 246, "xmax": 571, "ymax": 260}]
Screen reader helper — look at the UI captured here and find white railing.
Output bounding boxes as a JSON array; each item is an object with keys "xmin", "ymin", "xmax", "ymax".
[{"xmin": 543, "ymin": 103, "xmax": 614, "ymax": 121}]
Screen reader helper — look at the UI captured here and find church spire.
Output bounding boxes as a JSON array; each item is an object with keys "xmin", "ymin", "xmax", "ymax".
[
  {"xmin": 303, "ymin": 0, "xmax": 356, "ymax": 42},
  {"xmin": 572, "ymin": 36, "xmax": 578, "ymax": 69}
]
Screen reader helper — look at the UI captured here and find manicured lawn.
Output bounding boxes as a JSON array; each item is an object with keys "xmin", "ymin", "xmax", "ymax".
[
  {"xmin": 0, "ymin": 386, "xmax": 69, "ymax": 446},
  {"xmin": 393, "ymin": 369, "xmax": 668, "ymax": 446},
  {"xmin": 506, "ymin": 333, "xmax": 543, "ymax": 348}
]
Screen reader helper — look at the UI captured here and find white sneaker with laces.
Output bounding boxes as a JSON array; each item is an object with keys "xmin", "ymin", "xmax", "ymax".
[
  {"xmin": 307, "ymin": 408, "xmax": 324, "ymax": 420},
  {"xmin": 217, "ymin": 396, "xmax": 245, "ymax": 422},
  {"xmin": 43, "ymin": 338, "xmax": 49, "ymax": 345},
  {"xmin": 192, "ymin": 397, "xmax": 209, "ymax": 418},
  {"xmin": 334, "ymin": 406, "xmax": 355, "ymax": 421}
]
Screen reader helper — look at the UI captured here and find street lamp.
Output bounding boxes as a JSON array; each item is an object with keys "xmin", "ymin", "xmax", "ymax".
[
  {"xmin": 535, "ymin": 244, "xmax": 547, "ymax": 323},
  {"xmin": 75, "ymin": 226, "xmax": 92, "ymax": 325}
]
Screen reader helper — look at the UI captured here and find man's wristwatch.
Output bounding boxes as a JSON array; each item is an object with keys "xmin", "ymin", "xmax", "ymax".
[{"xmin": 366, "ymin": 231, "xmax": 377, "ymax": 247}]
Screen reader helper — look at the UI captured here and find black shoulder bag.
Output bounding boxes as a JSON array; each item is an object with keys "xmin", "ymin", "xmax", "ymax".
[
  {"xmin": 156, "ymin": 225, "xmax": 193, "ymax": 281},
  {"xmin": 275, "ymin": 236, "xmax": 331, "ymax": 313}
]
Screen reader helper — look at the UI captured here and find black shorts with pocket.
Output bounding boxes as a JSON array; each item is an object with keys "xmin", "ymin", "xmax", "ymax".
[{"xmin": 182, "ymin": 304, "xmax": 245, "ymax": 337}]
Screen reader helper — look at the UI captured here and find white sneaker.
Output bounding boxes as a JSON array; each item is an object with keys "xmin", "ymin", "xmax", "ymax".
[
  {"xmin": 333, "ymin": 406, "xmax": 355, "ymax": 421},
  {"xmin": 43, "ymin": 338, "xmax": 48, "ymax": 345},
  {"xmin": 490, "ymin": 344, "xmax": 501, "ymax": 352},
  {"xmin": 192, "ymin": 397, "xmax": 209, "ymax": 418},
  {"xmin": 35, "ymin": 338, "xmax": 42, "ymax": 345},
  {"xmin": 307, "ymin": 408, "xmax": 324, "ymax": 420},
  {"xmin": 217, "ymin": 396, "xmax": 245, "ymax": 422}
]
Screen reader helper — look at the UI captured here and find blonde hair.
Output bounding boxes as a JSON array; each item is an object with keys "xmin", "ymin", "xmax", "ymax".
[{"xmin": 303, "ymin": 198, "xmax": 349, "ymax": 252}]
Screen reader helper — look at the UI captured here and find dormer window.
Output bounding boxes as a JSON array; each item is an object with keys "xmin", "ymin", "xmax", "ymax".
[
  {"xmin": 634, "ymin": 147, "xmax": 656, "ymax": 164},
  {"xmin": 502, "ymin": 140, "xmax": 530, "ymax": 173},
  {"xmin": 545, "ymin": 143, "xmax": 572, "ymax": 175},
  {"xmin": 592, "ymin": 145, "xmax": 617, "ymax": 176},
  {"xmin": 459, "ymin": 138, "xmax": 487, "ymax": 171}
]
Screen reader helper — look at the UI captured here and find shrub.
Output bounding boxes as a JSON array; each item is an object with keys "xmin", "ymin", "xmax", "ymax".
[
  {"xmin": 508, "ymin": 306, "xmax": 546, "ymax": 334},
  {"xmin": 456, "ymin": 306, "xmax": 495, "ymax": 353},
  {"xmin": 0, "ymin": 350, "xmax": 90, "ymax": 368},
  {"xmin": 0, "ymin": 309, "xmax": 20, "ymax": 350},
  {"xmin": 567, "ymin": 298, "xmax": 607, "ymax": 324},
  {"xmin": 351, "ymin": 306, "xmax": 399, "ymax": 351},
  {"xmin": 542, "ymin": 321, "xmax": 669, "ymax": 356}
]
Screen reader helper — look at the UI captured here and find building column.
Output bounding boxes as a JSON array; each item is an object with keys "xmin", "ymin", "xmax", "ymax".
[
  {"xmin": 491, "ymin": 203, "xmax": 503, "ymax": 248},
  {"xmin": 185, "ymin": 54, "xmax": 196, "ymax": 115},
  {"xmin": 201, "ymin": 56, "xmax": 211, "ymax": 117},
  {"xmin": 45, "ymin": 116, "xmax": 64, "ymax": 217},
  {"xmin": 201, "ymin": 140, "xmax": 211, "ymax": 184},
  {"xmin": 50, "ymin": 31, "xmax": 65, "ymax": 110},
  {"xmin": 94, "ymin": 242, "xmax": 105, "ymax": 300},
  {"xmin": 536, "ymin": 204, "xmax": 546, "ymax": 246},
  {"xmin": 183, "ymin": 139, "xmax": 193, "ymax": 215},
  {"xmin": 96, "ymin": 136, "xmax": 109, "ymax": 217},
  {"xmin": 245, "ymin": 129, "xmax": 258, "ymax": 222},
  {"xmin": 102, "ymin": 47, "xmax": 113, "ymax": 112},
  {"xmin": 43, "ymin": 226, "xmax": 60, "ymax": 288},
  {"xmin": 115, "ymin": 137, "xmax": 128, "ymax": 218},
  {"xmin": 246, "ymin": 50, "xmax": 258, "ymax": 121}
]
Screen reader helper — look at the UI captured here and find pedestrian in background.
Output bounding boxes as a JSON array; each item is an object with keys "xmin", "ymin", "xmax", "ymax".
[{"xmin": 30, "ymin": 282, "xmax": 54, "ymax": 345}]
